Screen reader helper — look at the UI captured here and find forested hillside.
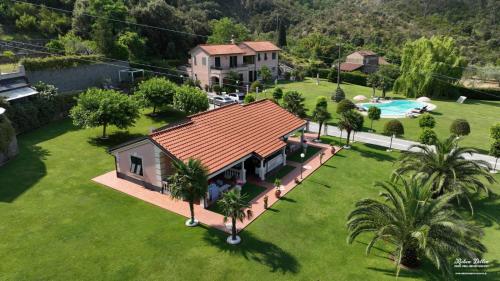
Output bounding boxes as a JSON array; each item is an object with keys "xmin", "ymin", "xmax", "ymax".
[{"xmin": 0, "ymin": 0, "xmax": 498, "ymax": 66}]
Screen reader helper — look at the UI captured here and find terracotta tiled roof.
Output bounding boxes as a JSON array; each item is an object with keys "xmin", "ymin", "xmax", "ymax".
[
  {"xmin": 354, "ymin": 50, "xmax": 377, "ymax": 56},
  {"xmin": 340, "ymin": 63, "xmax": 363, "ymax": 72},
  {"xmin": 241, "ymin": 41, "xmax": 281, "ymax": 52},
  {"xmin": 198, "ymin": 44, "xmax": 245, "ymax": 55},
  {"xmin": 378, "ymin": 57, "xmax": 390, "ymax": 65},
  {"xmin": 150, "ymin": 100, "xmax": 305, "ymax": 175}
]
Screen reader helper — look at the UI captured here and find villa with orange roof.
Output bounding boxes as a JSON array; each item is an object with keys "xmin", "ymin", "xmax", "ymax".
[
  {"xmin": 109, "ymin": 100, "xmax": 306, "ymax": 208},
  {"xmin": 186, "ymin": 40, "xmax": 281, "ymax": 89}
]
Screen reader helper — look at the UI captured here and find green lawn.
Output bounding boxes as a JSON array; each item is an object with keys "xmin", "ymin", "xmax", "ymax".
[
  {"xmin": 0, "ymin": 111, "xmax": 498, "ymax": 280},
  {"xmin": 266, "ymin": 78, "xmax": 500, "ymax": 153},
  {"xmin": 266, "ymin": 165, "xmax": 296, "ymax": 183},
  {"xmin": 208, "ymin": 183, "xmax": 267, "ymax": 215},
  {"xmin": 287, "ymin": 145, "xmax": 322, "ymax": 162}
]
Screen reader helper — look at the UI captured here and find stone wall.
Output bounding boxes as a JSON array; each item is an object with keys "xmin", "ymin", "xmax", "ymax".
[
  {"xmin": 25, "ymin": 61, "xmax": 129, "ymax": 92},
  {"xmin": 0, "ymin": 137, "xmax": 18, "ymax": 167}
]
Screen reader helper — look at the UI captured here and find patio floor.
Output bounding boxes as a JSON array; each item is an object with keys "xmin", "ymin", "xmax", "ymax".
[{"xmin": 92, "ymin": 133, "xmax": 341, "ymax": 234}]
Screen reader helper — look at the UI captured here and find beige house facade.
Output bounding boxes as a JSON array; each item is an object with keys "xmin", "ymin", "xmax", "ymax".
[{"xmin": 186, "ymin": 41, "xmax": 281, "ymax": 90}]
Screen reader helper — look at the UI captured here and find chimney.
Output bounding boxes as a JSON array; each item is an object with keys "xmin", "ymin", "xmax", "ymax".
[{"xmin": 230, "ymin": 34, "xmax": 235, "ymax": 44}]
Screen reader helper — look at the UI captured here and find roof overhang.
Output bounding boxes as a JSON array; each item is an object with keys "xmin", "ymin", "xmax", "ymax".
[{"xmin": 0, "ymin": 86, "xmax": 38, "ymax": 101}]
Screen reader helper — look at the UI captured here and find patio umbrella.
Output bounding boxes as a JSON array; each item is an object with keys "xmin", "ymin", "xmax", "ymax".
[
  {"xmin": 353, "ymin": 95, "xmax": 367, "ymax": 102},
  {"xmin": 0, "ymin": 107, "xmax": 5, "ymax": 115},
  {"xmin": 417, "ymin": 97, "xmax": 431, "ymax": 102}
]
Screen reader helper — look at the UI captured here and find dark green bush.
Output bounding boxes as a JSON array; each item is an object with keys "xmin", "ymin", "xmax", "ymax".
[
  {"xmin": 328, "ymin": 69, "xmax": 368, "ymax": 86},
  {"xmin": 336, "ymin": 99, "xmax": 355, "ymax": 114},
  {"xmin": 419, "ymin": 113, "xmax": 436, "ymax": 129},
  {"xmin": 450, "ymin": 119, "xmax": 471, "ymax": 137},
  {"xmin": 384, "ymin": 119, "xmax": 404, "ymax": 136},
  {"xmin": 419, "ymin": 128, "xmax": 438, "ymax": 145}
]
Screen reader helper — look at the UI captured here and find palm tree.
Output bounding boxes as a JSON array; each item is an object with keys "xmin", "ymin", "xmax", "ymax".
[
  {"xmin": 394, "ymin": 136, "xmax": 495, "ymax": 212},
  {"xmin": 347, "ymin": 174, "xmax": 486, "ymax": 278},
  {"xmin": 337, "ymin": 109, "xmax": 363, "ymax": 148},
  {"xmin": 167, "ymin": 158, "xmax": 209, "ymax": 227},
  {"xmin": 218, "ymin": 189, "xmax": 252, "ymax": 244}
]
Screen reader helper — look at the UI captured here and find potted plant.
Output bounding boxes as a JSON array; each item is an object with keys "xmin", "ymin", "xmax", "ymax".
[
  {"xmin": 263, "ymin": 195, "xmax": 269, "ymax": 209},
  {"xmin": 330, "ymin": 142, "xmax": 336, "ymax": 154},
  {"xmin": 274, "ymin": 178, "xmax": 282, "ymax": 198}
]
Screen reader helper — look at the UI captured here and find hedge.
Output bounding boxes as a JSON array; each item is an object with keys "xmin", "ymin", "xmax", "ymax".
[
  {"xmin": 449, "ymin": 85, "xmax": 500, "ymax": 101},
  {"xmin": 328, "ymin": 69, "xmax": 368, "ymax": 86},
  {"xmin": 1, "ymin": 93, "xmax": 78, "ymax": 134},
  {"xmin": 21, "ymin": 55, "xmax": 103, "ymax": 71}
]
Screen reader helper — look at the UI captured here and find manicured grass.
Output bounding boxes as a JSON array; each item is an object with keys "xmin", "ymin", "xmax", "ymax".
[
  {"xmin": 268, "ymin": 78, "xmax": 500, "ymax": 153},
  {"xmin": 0, "ymin": 111, "xmax": 498, "ymax": 280},
  {"xmin": 266, "ymin": 165, "xmax": 296, "ymax": 183},
  {"xmin": 287, "ymin": 145, "xmax": 322, "ymax": 162},
  {"xmin": 207, "ymin": 183, "xmax": 267, "ymax": 215}
]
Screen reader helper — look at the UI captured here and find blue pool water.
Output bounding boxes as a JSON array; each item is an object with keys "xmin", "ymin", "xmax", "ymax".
[{"xmin": 360, "ymin": 100, "xmax": 426, "ymax": 117}]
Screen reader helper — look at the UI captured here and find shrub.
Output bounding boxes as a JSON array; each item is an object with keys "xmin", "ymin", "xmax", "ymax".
[
  {"xmin": 491, "ymin": 123, "xmax": 500, "ymax": 141},
  {"xmin": 384, "ymin": 119, "xmax": 404, "ymax": 136},
  {"xmin": 419, "ymin": 129, "xmax": 438, "ymax": 145},
  {"xmin": 283, "ymin": 72, "xmax": 291, "ymax": 80},
  {"xmin": 250, "ymin": 80, "xmax": 262, "ymax": 93},
  {"xmin": 272, "ymin": 87, "xmax": 283, "ymax": 100},
  {"xmin": 212, "ymin": 84, "xmax": 222, "ymax": 94},
  {"xmin": 450, "ymin": 119, "xmax": 471, "ymax": 137},
  {"xmin": 419, "ymin": 114, "xmax": 436, "ymax": 129},
  {"xmin": 173, "ymin": 85, "xmax": 209, "ymax": 115},
  {"xmin": 336, "ymin": 99, "xmax": 355, "ymax": 114},
  {"xmin": 244, "ymin": 94, "xmax": 256, "ymax": 104},
  {"xmin": 15, "ymin": 13, "xmax": 36, "ymax": 30},
  {"xmin": 332, "ymin": 86, "xmax": 345, "ymax": 102},
  {"xmin": 316, "ymin": 96, "xmax": 328, "ymax": 108}
]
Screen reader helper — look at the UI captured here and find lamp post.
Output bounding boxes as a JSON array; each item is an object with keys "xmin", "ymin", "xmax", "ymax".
[
  {"xmin": 300, "ymin": 153, "xmax": 305, "ymax": 179},
  {"xmin": 180, "ymin": 74, "xmax": 184, "ymax": 84}
]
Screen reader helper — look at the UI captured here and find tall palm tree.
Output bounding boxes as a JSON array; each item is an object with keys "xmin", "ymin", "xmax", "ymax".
[
  {"xmin": 394, "ymin": 136, "xmax": 495, "ymax": 212},
  {"xmin": 218, "ymin": 189, "xmax": 252, "ymax": 244},
  {"xmin": 167, "ymin": 158, "xmax": 209, "ymax": 227},
  {"xmin": 347, "ymin": 174, "xmax": 486, "ymax": 278}
]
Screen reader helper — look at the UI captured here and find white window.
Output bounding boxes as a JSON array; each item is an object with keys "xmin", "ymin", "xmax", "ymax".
[{"xmin": 130, "ymin": 156, "xmax": 143, "ymax": 176}]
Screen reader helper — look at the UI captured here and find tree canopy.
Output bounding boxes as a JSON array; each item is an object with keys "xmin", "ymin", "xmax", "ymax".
[
  {"xmin": 70, "ymin": 88, "xmax": 139, "ymax": 137},
  {"xmin": 134, "ymin": 77, "xmax": 177, "ymax": 114},
  {"xmin": 207, "ymin": 17, "xmax": 249, "ymax": 44},
  {"xmin": 282, "ymin": 91, "xmax": 307, "ymax": 118},
  {"xmin": 394, "ymin": 36, "xmax": 467, "ymax": 98},
  {"xmin": 173, "ymin": 85, "xmax": 209, "ymax": 115}
]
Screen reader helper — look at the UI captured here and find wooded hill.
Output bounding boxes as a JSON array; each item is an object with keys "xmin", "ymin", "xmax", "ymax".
[{"xmin": 0, "ymin": 0, "xmax": 498, "ymax": 66}]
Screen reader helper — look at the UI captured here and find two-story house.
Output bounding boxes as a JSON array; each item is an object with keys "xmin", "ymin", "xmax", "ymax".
[
  {"xmin": 186, "ymin": 41, "xmax": 281, "ymax": 89},
  {"xmin": 339, "ymin": 50, "xmax": 389, "ymax": 74}
]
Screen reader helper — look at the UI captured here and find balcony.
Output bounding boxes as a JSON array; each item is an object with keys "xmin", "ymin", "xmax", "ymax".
[{"xmin": 210, "ymin": 64, "xmax": 253, "ymax": 72}]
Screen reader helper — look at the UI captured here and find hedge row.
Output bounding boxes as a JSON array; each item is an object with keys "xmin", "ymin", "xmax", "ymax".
[
  {"xmin": 449, "ymin": 85, "xmax": 500, "ymax": 101},
  {"xmin": 327, "ymin": 69, "xmax": 368, "ymax": 86},
  {"xmin": 0, "ymin": 93, "xmax": 78, "ymax": 134},
  {"xmin": 21, "ymin": 55, "xmax": 103, "ymax": 71}
]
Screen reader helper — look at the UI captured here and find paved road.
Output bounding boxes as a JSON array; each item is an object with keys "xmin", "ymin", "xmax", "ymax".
[{"xmin": 307, "ymin": 121, "xmax": 499, "ymax": 171}]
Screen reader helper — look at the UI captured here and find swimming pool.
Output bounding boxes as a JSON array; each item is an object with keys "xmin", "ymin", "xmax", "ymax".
[{"xmin": 360, "ymin": 100, "xmax": 427, "ymax": 117}]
